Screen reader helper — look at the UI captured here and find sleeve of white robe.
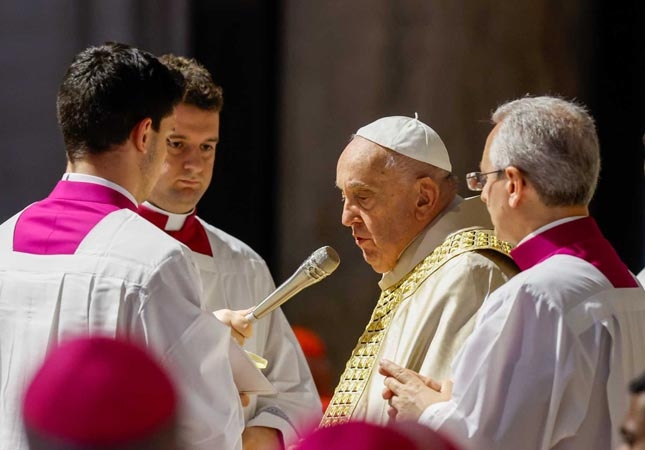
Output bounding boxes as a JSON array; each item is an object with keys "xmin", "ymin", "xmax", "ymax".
[
  {"xmin": 196, "ymin": 221, "xmax": 323, "ymax": 444},
  {"xmin": 135, "ymin": 248, "xmax": 245, "ymax": 450},
  {"xmin": 418, "ymin": 282, "xmax": 607, "ymax": 450},
  {"xmin": 246, "ymin": 306, "xmax": 322, "ymax": 443},
  {"xmin": 232, "ymin": 255, "xmax": 322, "ymax": 444}
]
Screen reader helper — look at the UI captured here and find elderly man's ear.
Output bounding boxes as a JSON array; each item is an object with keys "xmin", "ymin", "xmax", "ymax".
[{"xmin": 415, "ymin": 177, "xmax": 440, "ymax": 221}]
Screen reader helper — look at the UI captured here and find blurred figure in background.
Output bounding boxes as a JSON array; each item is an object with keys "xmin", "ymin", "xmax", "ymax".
[
  {"xmin": 619, "ymin": 371, "xmax": 645, "ymax": 449},
  {"xmin": 138, "ymin": 54, "xmax": 321, "ymax": 450},
  {"xmin": 292, "ymin": 325, "xmax": 334, "ymax": 411},
  {"xmin": 294, "ymin": 420, "xmax": 460, "ymax": 450},
  {"xmin": 322, "ymin": 114, "xmax": 518, "ymax": 426},
  {"xmin": 23, "ymin": 336, "xmax": 180, "ymax": 450}
]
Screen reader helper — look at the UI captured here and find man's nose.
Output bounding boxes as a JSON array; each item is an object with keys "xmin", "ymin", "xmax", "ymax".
[
  {"xmin": 341, "ymin": 201, "xmax": 360, "ymax": 227},
  {"xmin": 183, "ymin": 147, "xmax": 204, "ymax": 171}
]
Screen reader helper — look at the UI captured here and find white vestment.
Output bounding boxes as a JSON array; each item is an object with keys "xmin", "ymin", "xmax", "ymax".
[
  {"xmin": 420, "ymin": 219, "xmax": 645, "ymax": 450},
  {"xmin": 637, "ymin": 267, "xmax": 645, "ymax": 286},
  {"xmin": 0, "ymin": 209, "xmax": 245, "ymax": 450},
  {"xmin": 193, "ymin": 218, "xmax": 323, "ymax": 443},
  {"xmin": 350, "ymin": 196, "xmax": 518, "ymax": 424}
]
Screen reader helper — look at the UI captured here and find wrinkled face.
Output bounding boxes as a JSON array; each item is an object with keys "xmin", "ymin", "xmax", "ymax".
[
  {"xmin": 148, "ymin": 103, "xmax": 219, "ymax": 213},
  {"xmin": 140, "ymin": 114, "xmax": 176, "ymax": 202},
  {"xmin": 336, "ymin": 137, "xmax": 421, "ymax": 274},
  {"xmin": 619, "ymin": 393, "xmax": 645, "ymax": 450},
  {"xmin": 479, "ymin": 124, "xmax": 510, "ymax": 242}
]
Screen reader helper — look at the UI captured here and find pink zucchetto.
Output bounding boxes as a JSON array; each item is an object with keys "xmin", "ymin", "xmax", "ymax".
[
  {"xmin": 22, "ymin": 336, "xmax": 177, "ymax": 447},
  {"xmin": 294, "ymin": 420, "xmax": 461, "ymax": 450}
]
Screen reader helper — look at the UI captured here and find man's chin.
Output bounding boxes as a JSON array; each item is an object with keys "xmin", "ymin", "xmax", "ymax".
[
  {"xmin": 173, "ymin": 190, "xmax": 202, "ymax": 207},
  {"xmin": 362, "ymin": 253, "xmax": 388, "ymax": 274},
  {"xmin": 153, "ymin": 196, "xmax": 198, "ymax": 214}
]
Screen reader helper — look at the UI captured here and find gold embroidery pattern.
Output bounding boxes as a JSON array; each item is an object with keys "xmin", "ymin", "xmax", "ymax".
[{"xmin": 319, "ymin": 228, "xmax": 511, "ymax": 427}]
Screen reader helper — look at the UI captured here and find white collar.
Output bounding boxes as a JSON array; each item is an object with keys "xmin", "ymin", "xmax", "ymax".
[
  {"xmin": 141, "ymin": 201, "xmax": 195, "ymax": 231},
  {"xmin": 61, "ymin": 173, "xmax": 138, "ymax": 207},
  {"xmin": 517, "ymin": 216, "xmax": 586, "ymax": 245}
]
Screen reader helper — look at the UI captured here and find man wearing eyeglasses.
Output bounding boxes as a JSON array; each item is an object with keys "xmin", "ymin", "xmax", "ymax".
[
  {"xmin": 380, "ymin": 96, "xmax": 645, "ymax": 450},
  {"xmin": 321, "ymin": 114, "xmax": 519, "ymax": 427}
]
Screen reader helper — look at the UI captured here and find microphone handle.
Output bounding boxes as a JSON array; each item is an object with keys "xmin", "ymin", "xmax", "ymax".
[{"xmin": 244, "ymin": 268, "xmax": 315, "ymax": 323}]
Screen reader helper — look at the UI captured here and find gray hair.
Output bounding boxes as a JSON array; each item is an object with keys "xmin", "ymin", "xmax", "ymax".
[
  {"xmin": 489, "ymin": 96, "xmax": 600, "ymax": 206},
  {"xmin": 383, "ymin": 149, "xmax": 458, "ymax": 187}
]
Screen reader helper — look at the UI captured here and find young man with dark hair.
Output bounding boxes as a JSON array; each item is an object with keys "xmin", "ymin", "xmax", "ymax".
[
  {"xmin": 0, "ymin": 42, "xmax": 245, "ymax": 450},
  {"xmin": 138, "ymin": 54, "xmax": 321, "ymax": 450}
]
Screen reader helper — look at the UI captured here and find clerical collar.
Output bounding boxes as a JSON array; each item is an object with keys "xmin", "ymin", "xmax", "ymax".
[
  {"xmin": 140, "ymin": 201, "xmax": 195, "ymax": 231},
  {"xmin": 510, "ymin": 216, "xmax": 637, "ymax": 288},
  {"xmin": 516, "ymin": 215, "xmax": 585, "ymax": 246},
  {"xmin": 62, "ymin": 173, "xmax": 137, "ymax": 207}
]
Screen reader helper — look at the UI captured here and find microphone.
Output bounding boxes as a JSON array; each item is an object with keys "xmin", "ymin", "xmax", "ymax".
[{"xmin": 245, "ymin": 246, "xmax": 340, "ymax": 322}]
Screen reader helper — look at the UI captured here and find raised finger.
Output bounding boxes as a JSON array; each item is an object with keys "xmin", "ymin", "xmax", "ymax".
[{"xmin": 379, "ymin": 359, "xmax": 417, "ymax": 383}]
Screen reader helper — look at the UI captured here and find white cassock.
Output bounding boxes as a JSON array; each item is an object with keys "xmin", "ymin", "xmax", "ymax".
[
  {"xmin": 0, "ymin": 200, "xmax": 245, "ymax": 450},
  {"xmin": 197, "ymin": 219, "xmax": 323, "ymax": 442},
  {"xmin": 139, "ymin": 202, "xmax": 322, "ymax": 445},
  {"xmin": 636, "ymin": 268, "xmax": 645, "ymax": 287},
  {"xmin": 420, "ymin": 217, "xmax": 645, "ymax": 450}
]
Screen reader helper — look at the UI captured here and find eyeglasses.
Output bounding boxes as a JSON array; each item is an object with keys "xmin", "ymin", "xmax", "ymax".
[{"xmin": 465, "ymin": 170, "xmax": 503, "ymax": 191}]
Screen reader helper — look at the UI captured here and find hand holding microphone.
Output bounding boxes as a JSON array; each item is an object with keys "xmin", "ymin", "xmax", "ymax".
[
  {"xmin": 245, "ymin": 246, "xmax": 341, "ymax": 322},
  {"xmin": 214, "ymin": 308, "xmax": 254, "ymax": 345}
]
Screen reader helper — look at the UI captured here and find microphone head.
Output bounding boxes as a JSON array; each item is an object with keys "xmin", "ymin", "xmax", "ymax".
[
  {"xmin": 248, "ymin": 246, "xmax": 341, "ymax": 322},
  {"xmin": 310, "ymin": 246, "xmax": 341, "ymax": 274}
]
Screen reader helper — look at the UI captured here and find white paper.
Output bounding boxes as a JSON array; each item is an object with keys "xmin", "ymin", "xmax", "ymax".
[{"xmin": 229, "ymin": 339, "xmax": 277, "ymax": 395}]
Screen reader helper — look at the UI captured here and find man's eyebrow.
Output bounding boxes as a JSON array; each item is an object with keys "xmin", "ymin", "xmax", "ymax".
[
  {"xmin": 336, "ymin": 180, "xmax": 365, "ymax": 190},
  {"xmin": 167, "ymin": 133, "xmax": 219, "ymax": 143},
  {"xmin": 344, "ymin": 181, "xmax": 372, "ymax": 190}
]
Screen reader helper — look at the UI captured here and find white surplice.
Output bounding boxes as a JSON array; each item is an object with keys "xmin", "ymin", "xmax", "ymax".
[
  {"xmin": 194, "ymin": 218, "xmax": 323, "ymax": 443},
  {"xmin": 420, "ymin": 230, "xmax": 645, "ymax": 449},
  {"xmin": 0, "ymin": 209, "xmax": 245, "ymax": 450}
]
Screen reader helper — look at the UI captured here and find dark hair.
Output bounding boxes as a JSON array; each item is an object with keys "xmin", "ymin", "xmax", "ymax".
[
  {"xmin": 629, "ymin": 371, "xmax": 645, "ymax": 394},
  {"xmin": 57, "ymin": 42, "xmax": 184, "ymax": 162},
  {"xmin": 159, "ymin": 54, "xmax": 223, "ymax": 112}
]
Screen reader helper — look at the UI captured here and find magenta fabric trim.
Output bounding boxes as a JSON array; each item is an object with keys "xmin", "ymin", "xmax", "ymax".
[
  {"xmin": 13, "ymin": 181, "xmax": 136, "ymax": 255},
  {"xmin": 510, "ymin": 217, "xmax": 637, "ymax": 288},
  {"xmin": 137, "ymin": 205, "xmax": 213, "ymax": 256}
]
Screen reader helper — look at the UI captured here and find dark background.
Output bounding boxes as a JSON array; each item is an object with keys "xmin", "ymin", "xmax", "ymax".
[
  {"xmin": 191, "ymin": 1, "xmax": 280, "ymax": 265},
  {"xmin": 192, "ymin": 0, "xmax": 645, "ymax": 272}
]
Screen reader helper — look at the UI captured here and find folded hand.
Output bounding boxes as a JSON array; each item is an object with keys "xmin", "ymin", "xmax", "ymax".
[{"xmin": 379, "ymin": 358, "xmax": 452, "ymax": 422}]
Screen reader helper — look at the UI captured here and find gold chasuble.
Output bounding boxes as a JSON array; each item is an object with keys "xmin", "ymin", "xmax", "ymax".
[{"xmin": 320, "ymin": 228, "xmax": 512, "ymax": 427}]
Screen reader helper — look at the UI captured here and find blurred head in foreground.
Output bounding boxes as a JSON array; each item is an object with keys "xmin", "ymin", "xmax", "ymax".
[
  {"xmin": 22, "ymin": 336, "xmax": 180, "ymax": 450},
  {"xmin": 294, "ymin": 420, "xmax": 460, "ymax": 450}
]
